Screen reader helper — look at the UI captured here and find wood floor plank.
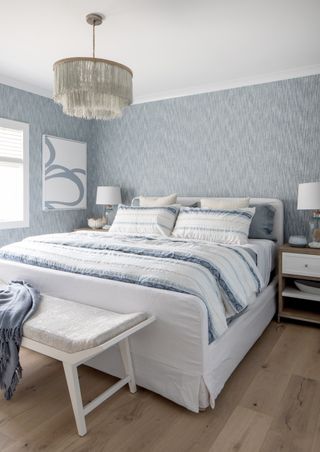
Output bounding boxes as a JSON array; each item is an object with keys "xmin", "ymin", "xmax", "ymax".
[
  {"xmin": 0, "ymin": 431, "xmax": 14, "ymax": 450},
  {"xmin": 239, "ymin": 368, "xmax": 291, "ymax": 416},
  {"xmin": 0, "ymin": 368, "xmax": 63, "ymax": 435},
  {"xmin": 260, "ymin": 324, "xmax": 311, "ymax": 376},
  {"xmin": 209, "ymin": 406, "xmax": 272, "ymax": 452},
  {"xmin": 291, "ymin": 327, "xmax": 320, "ymax": 382},
  {"xmin": 311, "ymin": 408, "xmax": 320, "ymax": 452},
  {"xmin": 82, "ymin": 393, "xmax": 183, "ymax": 452},
  {"xmin": 0, "ymin": 367, "xmax": 68, "ymax": 438},
  {"xmin": 2, "ymin": 372, "xmax": 131, "ymax": 452},
  {"xmin": 260, "ymin": 374, "xmax": 320, "ymax": 452}
]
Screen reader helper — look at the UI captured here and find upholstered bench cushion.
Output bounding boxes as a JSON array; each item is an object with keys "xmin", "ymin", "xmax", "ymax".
[{"xmin": 23, "ymin": 296, "xmax": 148, "ymax": 353}]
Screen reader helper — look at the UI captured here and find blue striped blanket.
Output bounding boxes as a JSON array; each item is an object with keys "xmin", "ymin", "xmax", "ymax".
[{"xmin": 0, "ymin": 233, "xmax": 265, "ymax": 343}]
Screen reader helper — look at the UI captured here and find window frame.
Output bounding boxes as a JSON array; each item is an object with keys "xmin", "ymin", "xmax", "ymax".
[{"xmin": 0, "ymin": 118, "xmax": 29, "ymax": 230}]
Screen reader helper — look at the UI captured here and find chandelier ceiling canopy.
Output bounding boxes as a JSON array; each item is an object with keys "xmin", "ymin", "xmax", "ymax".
[{"xmin": 53, "ymin": 13, "xmax": 133, "ymax": 121}]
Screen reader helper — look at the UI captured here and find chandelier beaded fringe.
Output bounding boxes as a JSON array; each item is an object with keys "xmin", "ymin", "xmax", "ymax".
[{"xmin": 53, "ymin": 14, "xmax": 133, "ymax": 120}]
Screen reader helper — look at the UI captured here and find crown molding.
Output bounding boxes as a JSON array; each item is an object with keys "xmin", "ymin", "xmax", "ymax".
[
  {"xmin": 0, "ymin": 74, "xmax": 52, "ymax": 98},
  {"xmin": 0, "ymin": 64, "xmax": 320, "ymax": 104},
  {"xmin": 133, "ymin": 64, "xmax": 320, "ymax": 105}
]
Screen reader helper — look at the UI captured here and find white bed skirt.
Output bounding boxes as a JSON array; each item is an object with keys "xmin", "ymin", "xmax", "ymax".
[
  {"xmin": 0, "ymin": 259, "xmax": 276, "ymax": 412},
  {"xmin": 88, "ymin": 281, "xmax": 276, "ymax": 410}
]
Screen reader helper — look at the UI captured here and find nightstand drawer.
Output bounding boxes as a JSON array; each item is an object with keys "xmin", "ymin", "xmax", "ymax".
[{"xmin": 282, "ymin": 252, "xmax": 320, "ymax": 277}]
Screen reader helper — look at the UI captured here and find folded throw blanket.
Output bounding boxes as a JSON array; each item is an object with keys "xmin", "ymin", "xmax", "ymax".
[{"xmin": 0, "ymin": 281, "xmax": 40, "ymax": 400}]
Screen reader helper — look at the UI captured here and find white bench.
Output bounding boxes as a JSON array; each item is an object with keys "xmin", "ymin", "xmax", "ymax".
[{"xmin": 21, "ymin": 295, "xmax": 155, "ymax": 436}]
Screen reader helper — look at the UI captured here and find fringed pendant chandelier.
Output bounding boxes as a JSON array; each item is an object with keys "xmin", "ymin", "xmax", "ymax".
[{"xmin": 53, "ymin": 13, "xmax": 133, "ymax": 120}]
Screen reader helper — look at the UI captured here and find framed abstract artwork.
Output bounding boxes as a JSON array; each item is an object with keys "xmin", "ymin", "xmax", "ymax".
[{"xmin": 42, "ymin": 135, "xmax": 87, "ymax": 211}]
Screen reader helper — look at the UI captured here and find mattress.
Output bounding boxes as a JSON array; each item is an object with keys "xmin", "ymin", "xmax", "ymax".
[{"xmin": 245, "ymin": 239, "xmax": 277, "ymax": 286}]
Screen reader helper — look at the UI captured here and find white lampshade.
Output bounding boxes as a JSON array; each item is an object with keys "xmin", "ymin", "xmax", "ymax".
[
  {"xmin": 96, "ymin": 186, "xmax": 122, "ymax": 206},
  {"xmin": 297, "ymin": 182, "xmax": 320, "ymax": 210}
]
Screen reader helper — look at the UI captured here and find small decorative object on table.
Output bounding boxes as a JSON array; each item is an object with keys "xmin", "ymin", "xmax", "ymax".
[
  {"xmin": 288, "ymin": 235, "xmax": 307, "ymax": 247},
  {"xmin": 297, "ymin": 182, "xmax": 320, "ymax": 248},
  {"xmin": 294, "ymin": 279, "xmax": 320, "ymax": 295},
  {"xmin": 87, "ymin": 217, "xmax": 107, "ymax": 229},
  {"xmin": 96, "ymin": 186, "xmax": 122, "ymax": 225}
]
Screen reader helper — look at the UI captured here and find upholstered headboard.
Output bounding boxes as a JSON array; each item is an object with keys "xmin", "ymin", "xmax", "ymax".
[
  {"xmin": 132, "ymin": 196, "xmax": 284, "ymax": 245},
  {"xmin": 177, "ymin": 197, "xmax": 284, "ymax": 245}
]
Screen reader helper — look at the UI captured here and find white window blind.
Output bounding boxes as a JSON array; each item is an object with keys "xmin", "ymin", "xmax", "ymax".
[
  {"xmin": 0, "ymin": 119, "xmax": 29, "ymax": 229},
  {"xmin": 0, "ymin": 126, "xmax": 23, "ymax": 162}
]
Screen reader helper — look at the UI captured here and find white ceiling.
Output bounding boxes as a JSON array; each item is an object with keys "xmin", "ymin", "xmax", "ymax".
[{"xmin": 0, "ymin": 0, "xmax": 320, "ymax": 103}]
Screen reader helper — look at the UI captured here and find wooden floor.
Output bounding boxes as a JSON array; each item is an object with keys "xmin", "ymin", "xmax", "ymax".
[{"xmin": 1, "ymin": 321, "xmax": 320, "ymax": 452}]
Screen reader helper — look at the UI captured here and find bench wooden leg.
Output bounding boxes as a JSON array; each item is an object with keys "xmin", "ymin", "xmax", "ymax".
[
  {"xmin": 63, "ymin": 362, "xmax": 87, "ymax": 436},
  {"xmin": 119, "ymin": 338, "xmax": 137, "ymax": 393}
]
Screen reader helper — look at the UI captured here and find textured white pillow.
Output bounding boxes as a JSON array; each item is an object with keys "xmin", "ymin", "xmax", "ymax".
[
  {"xmin": 172, "ymin": 207, "xmax": 256, "ymax": 244},
  {"xmin": 139, "ymin": 193, "xmax": 177, "ymax": 207},
  {"xmin": 109, "ymin": 204, "xmax": 179, "ymax": 236},
  {"xmin": 201, "ymin": 197, "xmax": 250, "ymax": 209}
]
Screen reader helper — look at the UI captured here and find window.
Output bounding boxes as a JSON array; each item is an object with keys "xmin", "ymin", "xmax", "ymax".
[{"xmin": 0, "ymin": 118, "xmax": 29, "ymax": 229}]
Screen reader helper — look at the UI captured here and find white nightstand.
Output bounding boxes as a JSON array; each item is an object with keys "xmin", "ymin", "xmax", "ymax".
[{"xmin": 278, "ymin": 244, "xmax": 320, "ymax": 325}]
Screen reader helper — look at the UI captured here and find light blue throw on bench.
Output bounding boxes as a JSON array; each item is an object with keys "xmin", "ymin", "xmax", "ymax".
[{"xmin": 0, "ymin": 281, "xmax": 40, "ymax": 400}]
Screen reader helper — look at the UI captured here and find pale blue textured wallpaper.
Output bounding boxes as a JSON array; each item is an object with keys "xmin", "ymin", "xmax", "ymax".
[
  {"xmin": 88, "ymin": 75, "xmax": 320, "ymax": 240},
  {"xmin": 0, "ymin": 83, "xmax": 91, "ymax": 247},
  {"xmin": 1, "ymin": 75, "xmax": 319, "ymax": 246}
]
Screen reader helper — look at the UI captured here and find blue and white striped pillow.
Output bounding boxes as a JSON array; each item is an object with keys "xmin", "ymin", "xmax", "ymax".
[
  {"xmin": 172, "ymin": 207, "xmax": 256, "ymax": 244},
  {"xmin": 109, "ymin": 205, "xmax": 179, "ymax": 236}
]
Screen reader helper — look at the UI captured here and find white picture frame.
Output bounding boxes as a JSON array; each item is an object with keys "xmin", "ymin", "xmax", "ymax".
[{"xmin": 42, "ymin": 135, "xmax": 87, "ymax": 211}]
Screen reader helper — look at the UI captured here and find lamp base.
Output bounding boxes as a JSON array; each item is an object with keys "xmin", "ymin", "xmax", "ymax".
[
  {"xmin": 308, "ymin": 213, "xmax": 320, "ymax": 247},
  {"xmin": 309, "ymin": 241, "xmax": 320, "ymax": 249},
  {"xmin": 104, "ymin": 204, "xmax": 114, "ymax": 225}
]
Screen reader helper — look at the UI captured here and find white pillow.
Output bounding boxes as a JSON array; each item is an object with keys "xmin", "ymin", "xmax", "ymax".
[
  {"xmin": 139, "ymin": 193, "xmax": 177, "ymax": 207},
  {"xmin": 109, "ymin": 204, "xmax": 179, "ymax": 236},
  {"xmin": 200, "ymin": 197, "xmax": 250, "ymax": 209},
  {"xmin": 172, "ymin": 207, "xmax": 256, "ymax": 244}
]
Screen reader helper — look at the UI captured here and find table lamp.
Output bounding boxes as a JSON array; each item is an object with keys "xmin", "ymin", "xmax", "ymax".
[
  {"xmin": 96, "ymin": 186, "xmax": 122, "ymax": 224},
  {"xmin": 297, "ymin": 182, "xmax": 320, "ymax": 248}
]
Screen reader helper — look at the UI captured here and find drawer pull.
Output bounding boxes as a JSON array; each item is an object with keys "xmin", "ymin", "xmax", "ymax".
[{"xmin": 304, "ymin": 264, "xmax": 309, "ymax": 268}]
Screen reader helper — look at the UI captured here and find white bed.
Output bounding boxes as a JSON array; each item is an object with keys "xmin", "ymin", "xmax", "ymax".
[{"xmin": 0, "ymin": 197, "xmax": 283, "ymax": 412}]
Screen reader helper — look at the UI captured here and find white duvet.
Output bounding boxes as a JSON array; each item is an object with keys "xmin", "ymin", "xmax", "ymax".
[{"xmin": 0, "ymin": 232, "xmax": 265, "ymax": 343}]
